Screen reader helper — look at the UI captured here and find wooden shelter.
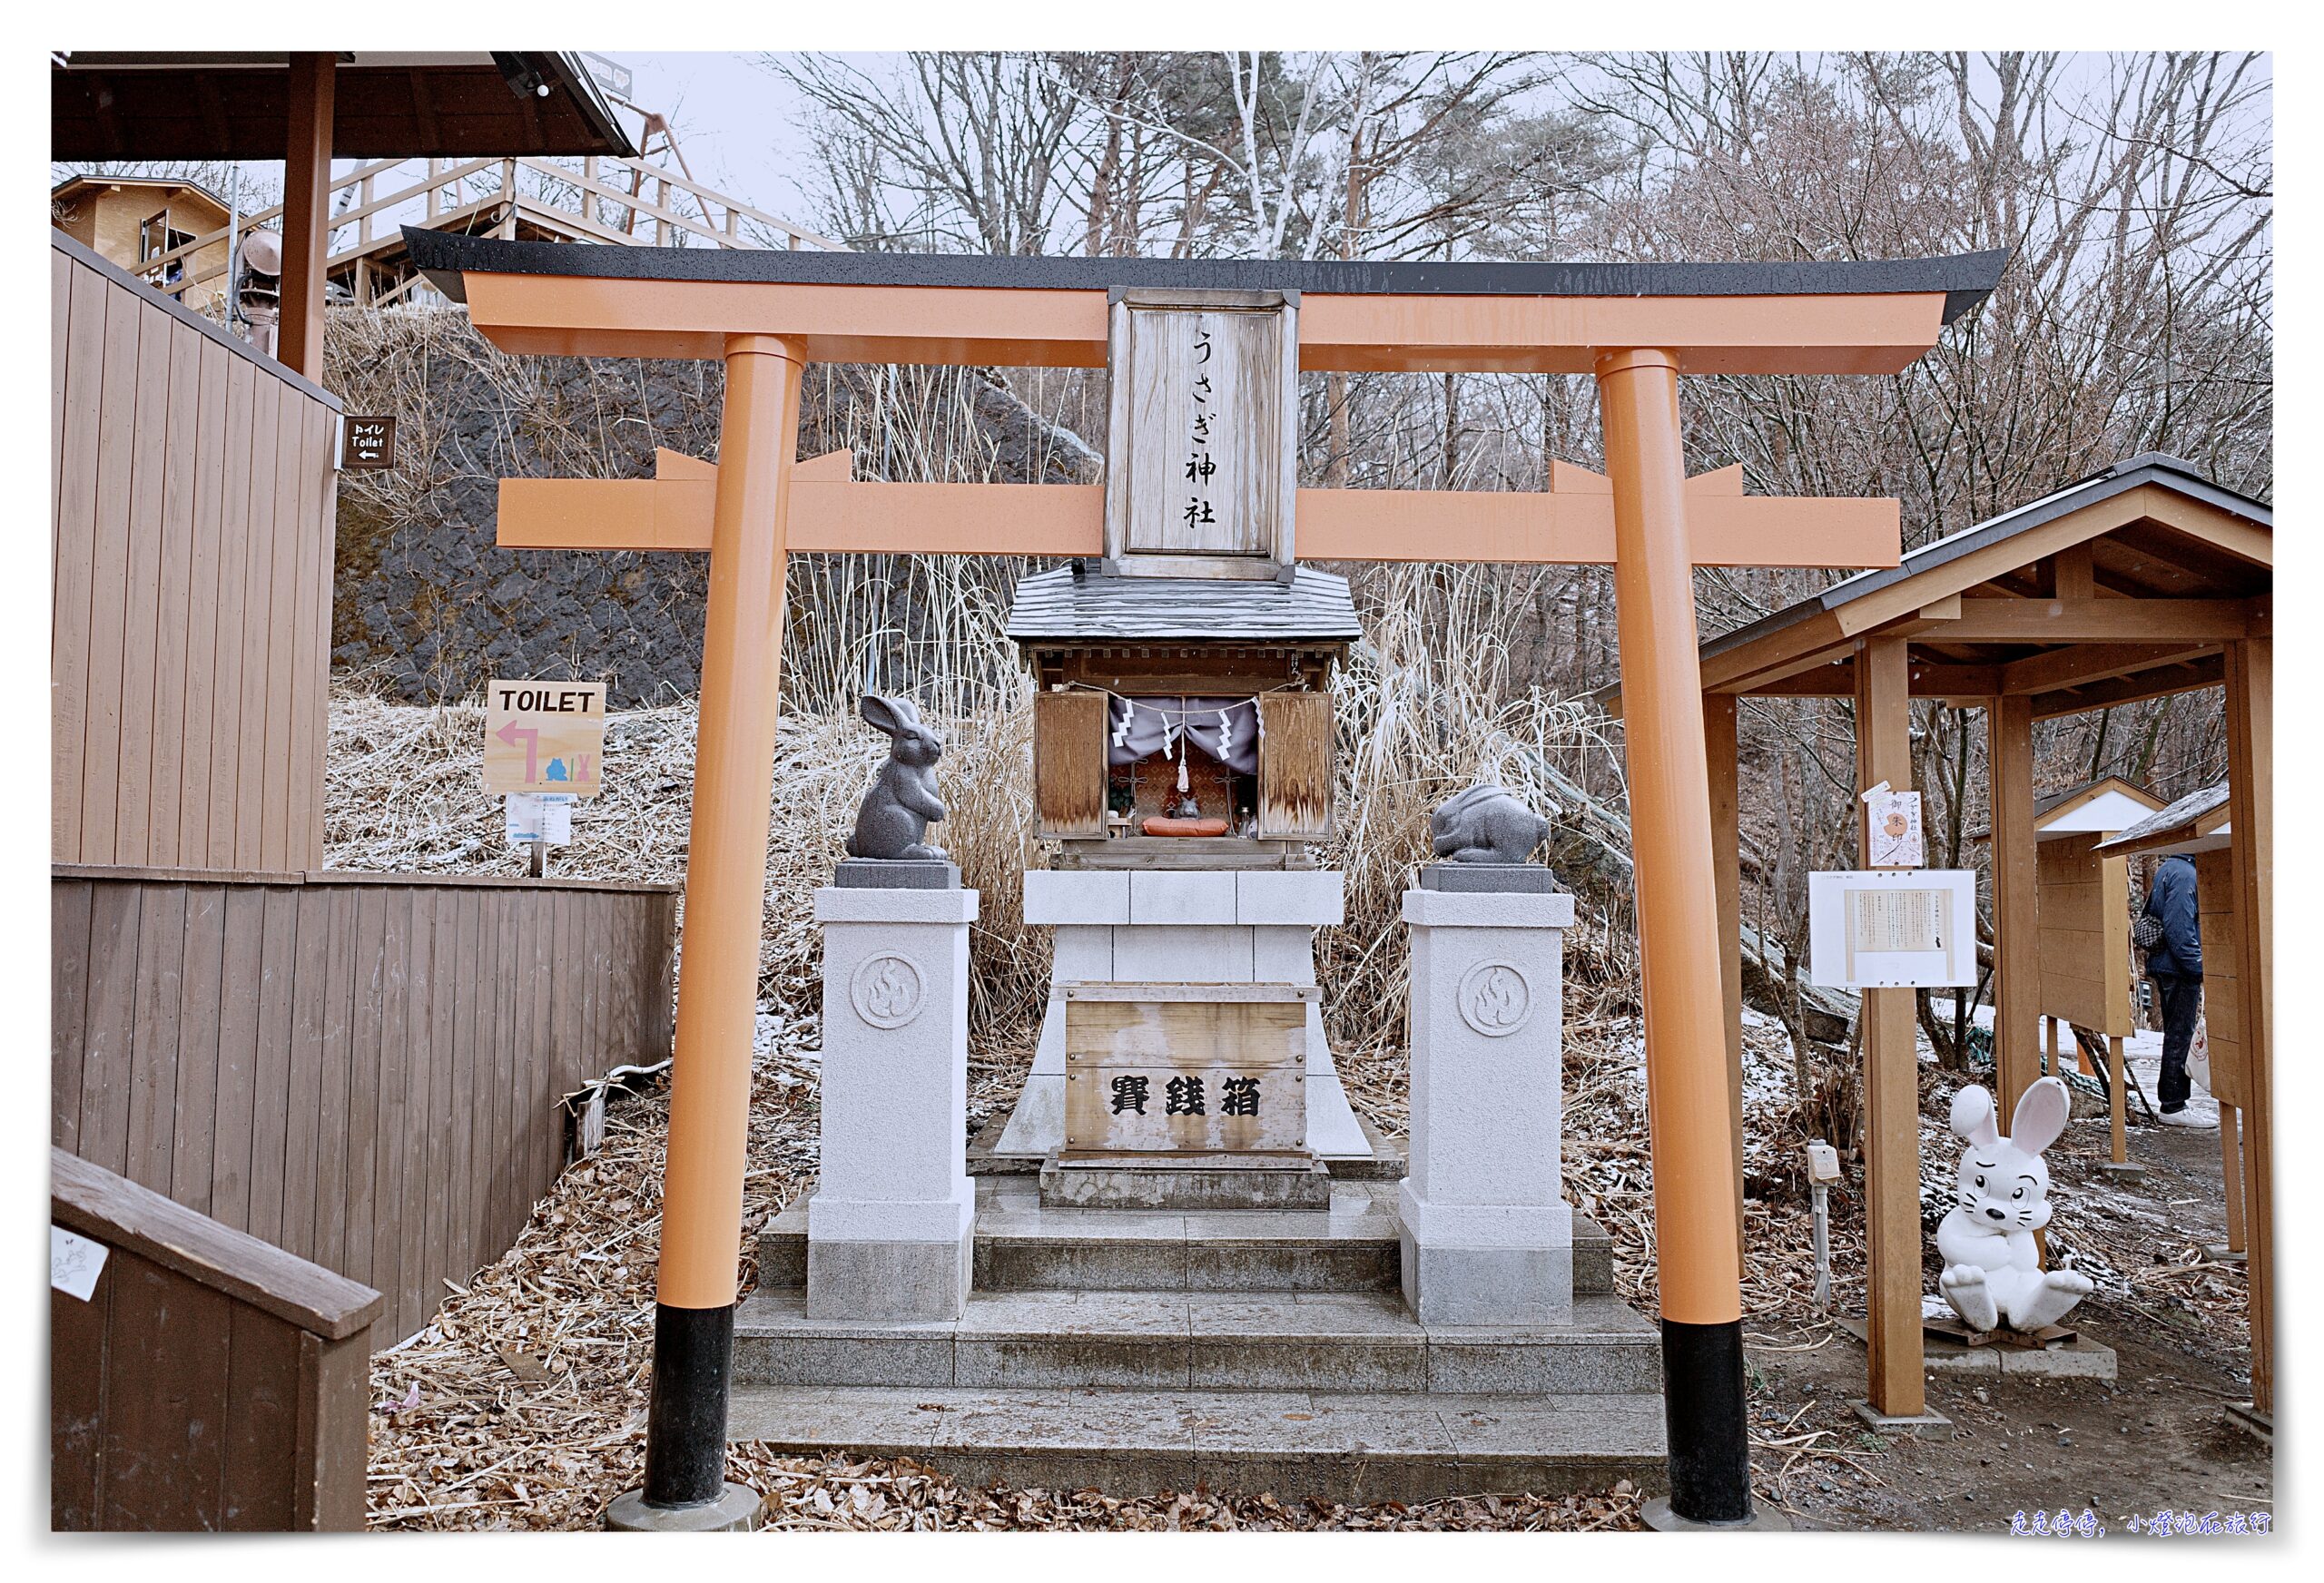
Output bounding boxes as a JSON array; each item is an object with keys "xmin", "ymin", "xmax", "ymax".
[
  {"xmin": 1973, "ymin": 775, "xmax": 2165, "ymax": 1172},
  {"xmin": 1595, "ymin": 452, "xmax": 2271, "ymax": 1431},
  {"xmin": 51, "ymin": 175, "xmax": 236, "ymax": 315},
  {"xmin": 2101, "ymin": 785, "xmax": 2240, "ymax": 1254},
  {"xmin": 52, "ymin": 51, "xmax": 634, "ymax": 379}
]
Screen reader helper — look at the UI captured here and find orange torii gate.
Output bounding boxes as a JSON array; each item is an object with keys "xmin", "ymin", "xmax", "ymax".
[{"xmin": 406, "ymin": 231, "xmax": 2002, "ymax": 1529}]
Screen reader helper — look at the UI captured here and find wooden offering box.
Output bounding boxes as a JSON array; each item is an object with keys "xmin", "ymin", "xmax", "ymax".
[
  {"xmin": 1062, "ymin": 984, "xmax": 1313, "ymax": 1158},
  {"xmin": 1008, "ymin": 565, "xmax": 1359, "ymax": 852}
]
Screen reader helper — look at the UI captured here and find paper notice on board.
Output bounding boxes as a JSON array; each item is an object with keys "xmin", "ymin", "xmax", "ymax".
[
  {"xmin": 51, "ymin": 1225, "xmax": 107, "ymax": 1302},
  {"xmin": 1844, "ymin": 887, "xmax": 1951, "ymax": 979}
]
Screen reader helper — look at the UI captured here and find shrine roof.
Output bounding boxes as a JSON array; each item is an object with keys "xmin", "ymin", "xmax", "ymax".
[
  {"xmin": 406, "ymin": 231, "xmax": 2005, "ymax": 322},
  {"xmin": 1006, "ymin": 566, "xmax": 1363, "ymax": 644},
  {"xmin": 1694, "ymin": 454, "xmax": 2270, "ymax": 662},
  {"xmin": 2095, "ymin": 783, "xmax": 2232, "ymax": 858}
]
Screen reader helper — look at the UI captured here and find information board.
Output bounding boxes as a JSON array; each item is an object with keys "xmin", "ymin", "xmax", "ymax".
[{"xmin": 1807, "ymin": 869, "xmax": 1978, "ymax": 988}]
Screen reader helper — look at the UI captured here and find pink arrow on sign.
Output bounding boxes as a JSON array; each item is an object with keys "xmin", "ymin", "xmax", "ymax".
[{"xmin": 497, "ymin": 720, "xmax": 541, "ymax": 782}]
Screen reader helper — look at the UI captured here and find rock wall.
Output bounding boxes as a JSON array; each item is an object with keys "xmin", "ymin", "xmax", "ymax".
[{"xmin": 324, "ymin": 308, "xmax": 1100, "ymax": 707}]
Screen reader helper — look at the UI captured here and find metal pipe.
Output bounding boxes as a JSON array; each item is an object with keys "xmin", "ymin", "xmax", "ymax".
[
  {"xmin": 1811, "ymin": 1183, "xmax": 1831, "ymax": 1314},
  {"xmin": 1596, "ymin": 348, "xmax": 1753, "ymax": 1527},
  {"xmin": 639, "ymin": 332, "xmax": 805, "ymax": 1510}
]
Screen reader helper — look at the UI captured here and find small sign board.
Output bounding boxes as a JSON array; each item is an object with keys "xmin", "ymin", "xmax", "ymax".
[
  {"xmin": 484, "ymin": 679, "xmax": 608, "ymax": 796},
  {"xmin": 1103, "ymin": 290, "xmax": 1298, "ymax": 575},
  {"xmin": 340, "ymin": 415, "xmax": 397, "ymax": 471},
  {"xmin": 505, "ymin": 792, "xmax": 575, "ymax": 847},
  {"xmin": 1808, "ymin": 869, "xmax": 1977, "ymax": 988}
]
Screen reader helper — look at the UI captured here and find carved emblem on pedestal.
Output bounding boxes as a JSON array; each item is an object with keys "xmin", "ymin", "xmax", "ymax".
[
  {"xmin": 849, "ymin": 952, "xmax": 928, "ymax": 1029},
  {"xmin": 1457, "ymin": 960, "xmax": 1533, "ymax": 1037}
]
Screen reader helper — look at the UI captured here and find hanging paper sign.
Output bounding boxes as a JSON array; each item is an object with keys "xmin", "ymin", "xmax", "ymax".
[
  {"xmin": 1862, "ymin": 781, "xmax": 1926, "ymax": 869},
  {"xmin": 51, "ymin": 1225, "xmax": 108, "ymax": 1302}
]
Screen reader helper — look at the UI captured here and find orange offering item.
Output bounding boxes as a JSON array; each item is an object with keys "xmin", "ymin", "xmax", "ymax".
[{"xmin": 1141, "ymin": 815, "xmax": 1230, "ymax": 838}]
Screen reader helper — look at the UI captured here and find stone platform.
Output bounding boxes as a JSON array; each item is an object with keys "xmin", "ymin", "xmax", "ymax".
[{"xmin": 736, "ymin": 1177, "xmax": 1665, "ymax": 1499}]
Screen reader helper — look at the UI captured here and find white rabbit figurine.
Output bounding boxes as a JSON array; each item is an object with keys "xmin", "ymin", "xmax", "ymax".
[{"xmin": 1935, "ymin": 1077, "xmax": 2094, "ymax": 1332}]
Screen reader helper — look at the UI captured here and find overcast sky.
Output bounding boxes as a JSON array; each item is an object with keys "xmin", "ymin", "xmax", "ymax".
[{"xmin": 617, "ymin": 53, "xmax": 822, "ymax": 225}]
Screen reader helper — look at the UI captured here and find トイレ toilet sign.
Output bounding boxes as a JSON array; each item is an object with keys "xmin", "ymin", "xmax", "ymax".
[{"xmin": 484, "ymin": 679, "xmax": 608, "ymax": 796}]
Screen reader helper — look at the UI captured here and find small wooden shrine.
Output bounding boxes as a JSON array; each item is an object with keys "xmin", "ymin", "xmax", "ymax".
[{"xmin": 1011, "ymin": 565, "xmax": 1356, "ymax": 861}]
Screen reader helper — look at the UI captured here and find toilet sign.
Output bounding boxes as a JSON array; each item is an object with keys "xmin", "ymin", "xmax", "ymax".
[{"xmin": 483, "ymin": 679, "xmax": 608, "ymax": 796}]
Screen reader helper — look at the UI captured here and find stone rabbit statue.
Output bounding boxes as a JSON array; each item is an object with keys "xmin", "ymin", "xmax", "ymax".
[
  {"xmin": 1935, "ymin": 1077, "xmax": 2094, "ymax": 1333},
  {"xmin": 1429, "ymin": 783, "xmax": 1551, "ymax": 865},
  {"xmin": 846, "ymin": 693, "xmax": 949, "ymax": 860}
]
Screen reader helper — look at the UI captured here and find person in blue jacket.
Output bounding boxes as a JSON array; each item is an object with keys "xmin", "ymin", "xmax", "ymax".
[{"xmin": 2141, "ymin": 853, "xmax": 2214, "ymax": 1127}]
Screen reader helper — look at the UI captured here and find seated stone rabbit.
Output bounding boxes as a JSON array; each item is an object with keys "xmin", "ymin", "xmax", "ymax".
[
  {"xmin": 1429, "ymin": 783, "xmax": 1551, "ymax": 865},
  {"xmin": 845, "ymin": 693, "xmax": 949, "ymax": 861},
  {"xmin": 1935, "ymin": 1077, "xmax": 2094, "ymax": 1333}
]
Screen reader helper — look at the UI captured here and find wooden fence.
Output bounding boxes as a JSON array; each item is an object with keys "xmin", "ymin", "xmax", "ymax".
[
  {"xmin": 53, "ymin": 866, "xmax": 680, "ymax": 1345},
  {"xmin": 52, "ymin": 1148, "xmax": 380, "ymax": 1531},
  {"xmin": 52, "ymin": 228, "xmax": 340, "ymax": 872}
]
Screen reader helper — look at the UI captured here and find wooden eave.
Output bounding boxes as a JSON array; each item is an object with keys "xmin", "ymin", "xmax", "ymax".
[{"xmin": 1595, "ymin": 463, "xmax": 2270, "ymax": 721}]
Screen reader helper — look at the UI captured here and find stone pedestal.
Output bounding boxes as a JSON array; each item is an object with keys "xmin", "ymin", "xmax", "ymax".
[
  {"xmin": 806, "ymin": 884, "xmax": 979, "ymax": 1322},
  {"xmin": 1397, "ymin": 885, "xmax": 1576, "ymax": 1325}
]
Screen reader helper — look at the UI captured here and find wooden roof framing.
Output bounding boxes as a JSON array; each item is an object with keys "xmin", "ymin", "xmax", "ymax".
[
  {"xmin": 51, "ymin": 52, "xmax": 634, "ymax": 160},
  {"xmin": 1594, "ymin": 455, "xmax": 2271, "ymax": 722}
]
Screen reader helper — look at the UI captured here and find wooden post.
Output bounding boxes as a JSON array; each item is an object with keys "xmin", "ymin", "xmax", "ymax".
[
  {"xmin": 2223, "ymin": 636, "xmax": 2271, "ymax": 1417},
  {"xmin": 1704, "ymin": 690, "xmax": 1747, "ymax": 1266},
  {"xmin": 1856, "ymin": 634, "xmax": 1925, "ymax": 1421},
  {"xmin": 359, "ymin": 172, "xmax": 375, "ymax": 247},
  {"xmin": 1988, "ymin": 693, "xmax": 2040, "ymax": 1113},
  {"xmin": 2221, "ymin": 1103, "xmax": 2247, "ymax": 1254},
  {"xmin": 1596, "ymin": 349, "xmax": 1755, "ymax": 1526},
  {"xmin": 277, "ymin": 53, "xmax": 334, "ymax": 380},
  {"xmin": 640, "ymin": 333, "xmax": 806, "ymax": 1513},
  {"xmin": 426, "ymin": 157, "xmax": 442, "ymax": 222},
  {"xmin": 2108, "ymin": 1035, "xmax": 2130, "ymax": 1165}
]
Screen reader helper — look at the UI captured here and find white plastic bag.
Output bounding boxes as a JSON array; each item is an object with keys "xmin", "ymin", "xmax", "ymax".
[{"xmin": 2189, "ymin": 1015, "xmax": 2212, "ymax": 1095}]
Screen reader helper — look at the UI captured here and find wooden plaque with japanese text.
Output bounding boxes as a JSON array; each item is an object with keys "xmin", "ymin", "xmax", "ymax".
[
  {"xmin": 1062, "ymin": 984, "xmax": 1309, "ymax": 1156},
  {"xmin": 1102, "ymin": 290, "xmax": 1298, "ymax": 578}
]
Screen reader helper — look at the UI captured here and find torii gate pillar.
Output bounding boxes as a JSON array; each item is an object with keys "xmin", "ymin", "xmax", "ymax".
[
  {"xmin": 638, "ymin": 333, "xmax": 803, "ymax": 1520},
  {"xmin": 1598, "ymin": 350, "xmax": 1756, "ymax": 1527}
]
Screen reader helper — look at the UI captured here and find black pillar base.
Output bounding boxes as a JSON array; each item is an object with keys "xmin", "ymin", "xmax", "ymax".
[
  {"xmin": 642, "ymin": 1301, "xmax": 736, "ymax": 1509},
  {"xmin": 1659, "ymin": 1316, "xmax": 1754, "ymax": 1526}
]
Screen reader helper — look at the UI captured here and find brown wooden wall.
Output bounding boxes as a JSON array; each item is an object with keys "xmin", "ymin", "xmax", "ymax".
[
  {"xmin": 2035, "ymin": 832, "xmax": 2136, "ymax": 1037},
  {"xmin": 53, "ymin": 867, "xmax": 680, "ymax": 1345},
  {"xmin": 53, "ymin": 229, "xmax": 340, "ymax": 873},
  {"xmin": 53, "ymin": 1148, "xmax": 379, "ymax": 1531},
  {"xmin": 2191, "ymin": 849, "xmax": 2247, "ymax": 1108}
]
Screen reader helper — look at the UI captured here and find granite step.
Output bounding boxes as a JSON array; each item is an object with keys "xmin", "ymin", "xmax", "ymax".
[
  {"xmin": 755, "ymin": 1179, "xmax": 1615, "ymax": 1297},
  {"xmin": 733, "ymin": 1287, "xmax": 1662, "ymax": 1395},
  {"xmin": 727, "ymin": 1382, "xmax": 1669, "ymax": 1503}
]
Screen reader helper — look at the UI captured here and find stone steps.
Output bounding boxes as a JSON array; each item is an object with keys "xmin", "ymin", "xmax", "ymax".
[
  {"xmin": 733, "ymin": 1287, "xmax": 1661, "ymax": 1395},
  {"xmin": 726, "ymin": 1383, "xmax": 1669, "ymax": 1504},
  {"xmin": 756, "ymin": 1180, "xmax": 1615, "ymax": 1297}
]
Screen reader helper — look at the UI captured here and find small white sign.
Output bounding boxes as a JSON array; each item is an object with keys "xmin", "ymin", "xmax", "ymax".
[
  {"xmin": 1861, "ymin": 782, "xmax": 1926, "ymax": 869},
  {"xmin": 505, "ymin": 792, "xmax": 575, "ymax": 848},
  {"xmin": 51, "ymin": 1226, "xmax": 108, "ymax": 1302},
  {"xmin": 1808, "ymin": 869, "xmax": 1978, "ymax": 988}
]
